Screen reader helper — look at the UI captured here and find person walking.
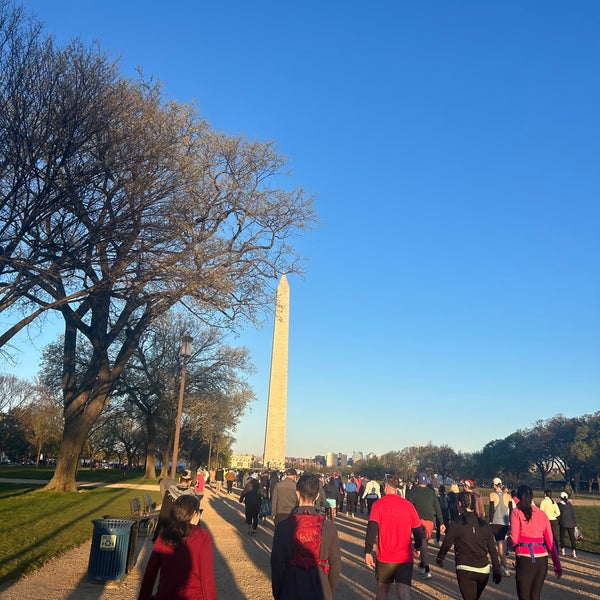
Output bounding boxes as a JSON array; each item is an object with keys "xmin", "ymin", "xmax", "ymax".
[
  {"xmin": 488, "ymin": 477, "xmax": 512, "ymax": 576},
  {"xmin": 239, "ymin": 473, "xmax": 263, "ymax": 535},
  {"xmin": 362, "ymin": 478, "xmax": 382, "ymax": 516},
  {"xmin": 138, "ymin": 494, "xmax": 216, "ymax": 600},
  {"xmin": 345, "ymin": 475, "xmax": 359, "ymax": 518},
  {"xmin": 510, "ymin": 484, "xmax": 562, "ymax": 600},
  {"xmin": 407, "ymin": 472, "xmax": 445, "ymax": 580},
  {"xmin": 364, "ymin": 475, "xmax": 424, "ymax": 600},
  {"xmin": 539, "ymin": 489, "xmax": 561, "ymax": 554},
  {"xmin": 558, "ymin": 491, "xmax": 578, "ymax": 558},
  {"xmin": 324, "ymin": 476, "xmax": 341, "ymax": 523},
  {"xmin": 194, "ymin": 467, "xmax": 206, "ymax": 506},
  {"xmin": 271, "ymin": 474, "xmax": 341, "ymax": 600},
  {"xmin": 462, "ymin": 479, "xmax": 485, "ymax": 518},
  {"xmin": 225, "ymin": 468, "xmax": 236, "ymax": 494},
  {"xmin": 272, "ymin": 468, "xmax": 299, "ymax": 525},
  {"xmin": 436, "ymin": 491, "xmax": 502, "ymax": 600}
]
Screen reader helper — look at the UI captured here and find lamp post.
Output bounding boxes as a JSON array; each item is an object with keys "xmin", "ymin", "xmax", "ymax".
[{"xmin": 170, "ymin": 334, "xmax": 193, "ymax": 479}]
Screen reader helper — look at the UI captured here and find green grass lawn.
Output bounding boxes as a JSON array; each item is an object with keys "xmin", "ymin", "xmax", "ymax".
[{"xmin": 0, "ymin": 470, "xmax": 161, "ymax": 585}]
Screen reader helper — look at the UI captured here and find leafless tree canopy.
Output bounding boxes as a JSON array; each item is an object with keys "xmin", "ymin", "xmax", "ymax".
[{"xmin": 0, "ymin": 3, "xmax": 316, "ymax": 490}]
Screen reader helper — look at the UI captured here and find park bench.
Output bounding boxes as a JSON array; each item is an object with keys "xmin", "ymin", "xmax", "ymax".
[{"xmin": 129, "ymin": 495, "xmax": 159, "ymax": 538}]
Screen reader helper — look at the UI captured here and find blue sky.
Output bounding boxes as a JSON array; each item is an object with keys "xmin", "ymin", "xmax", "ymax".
[{"xmin": 5, "ymin": 1, "xmax": 600, "ymax": 459}]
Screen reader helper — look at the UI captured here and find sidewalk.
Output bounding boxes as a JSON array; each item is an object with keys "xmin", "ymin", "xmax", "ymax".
[{"xmin": 1, "ymin": 484, "xmax": 599, "ymax": 600}]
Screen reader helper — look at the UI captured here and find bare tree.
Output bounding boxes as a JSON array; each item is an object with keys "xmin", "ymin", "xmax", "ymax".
[{"xmin": 0, "ymin": 7, "xmax": 315, "ymax": 491}]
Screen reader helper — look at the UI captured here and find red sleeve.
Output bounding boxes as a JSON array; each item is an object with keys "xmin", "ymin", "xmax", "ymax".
[
  {"xmin": 197, "ymin": 529, "xmax": 217, "ymax": 600},
  {"xmin": 138, "ymin": 544, "xmax": 161, "ymax": 600}
]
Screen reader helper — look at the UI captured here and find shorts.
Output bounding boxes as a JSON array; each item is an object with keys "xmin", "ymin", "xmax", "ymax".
[
  {"xmin": 491, "ymin": 524, "xmax": 509, "ymax": 541},
  {"xmin": 375, "ymin": 560, "xmax": 413, "ymax": 585},
  {"xmin": 326, "ymin": 498, "xmax": 337, "ymax": 508}
]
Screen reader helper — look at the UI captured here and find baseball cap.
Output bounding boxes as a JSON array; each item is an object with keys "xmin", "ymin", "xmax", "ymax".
[
  {"xmin": 418, "ymin": 472, "xmax": 428, "ymax": 485},
  {"xmin": 180, "ymin": 469, "xmax": 192, "ymax": 480},
  {"xmin": 463, "ymin": 479, "xmax": 475, "ymax": 488},
  {"xmin": 493, "ymin": 477, "xmax": 502, "ymax": 486},
  {"xmin": 560, "ymin": 491, "xmax": 568, "ymax": 499},
  {"xmin": 285, "ymin": 468, "xmax": 298, "ymax": 476}
]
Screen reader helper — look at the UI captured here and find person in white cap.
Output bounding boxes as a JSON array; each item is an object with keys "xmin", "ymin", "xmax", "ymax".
[
  {"xmin": 489, "ymin": 477, "xmax": 512, "ymax": 576},
  {"xmin": 558, "ymin": 491, "xmax": 578, "ymax": 557}
]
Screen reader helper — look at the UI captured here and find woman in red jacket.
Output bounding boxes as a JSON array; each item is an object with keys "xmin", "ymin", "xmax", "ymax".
[{"xmin": 138, "ymin": 494, "xmax": 216, "ymax": 600}]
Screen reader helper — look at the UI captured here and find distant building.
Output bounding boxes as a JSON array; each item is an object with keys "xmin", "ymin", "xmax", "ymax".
[
  {"xmin": 326, "ymin": 452, "xmax": 348, "ymax": 468},
  {"xmin": 230, "ymin": 454, "xmax": 260, "ymax": 470},
  {"xmin": 352, "ymin": 450, "xmax": 364, "ymax": 463}
]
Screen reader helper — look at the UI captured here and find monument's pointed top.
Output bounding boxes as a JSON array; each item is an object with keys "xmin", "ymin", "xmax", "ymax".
[{"xmin": 278, "ymin": 274, "xmax": 289, "ymax": 287}]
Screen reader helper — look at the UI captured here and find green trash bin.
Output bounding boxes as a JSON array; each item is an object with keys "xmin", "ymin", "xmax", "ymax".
[{"xmin": 88, "ymin": 518, "xmax": 135, "ymax": 581}]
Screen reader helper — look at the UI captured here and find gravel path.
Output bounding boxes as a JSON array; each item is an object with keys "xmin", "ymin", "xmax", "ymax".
[{"xmin": 0, "ymin": 485, "xmax": 598, "ymax": 600}]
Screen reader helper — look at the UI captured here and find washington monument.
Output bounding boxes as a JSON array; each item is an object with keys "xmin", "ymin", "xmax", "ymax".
[{"xmin": 263, "ymin": 275, "xmax": 290, "ymax": 470}]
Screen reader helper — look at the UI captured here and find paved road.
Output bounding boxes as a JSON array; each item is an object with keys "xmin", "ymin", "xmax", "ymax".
[{"xmin": 0, "ymin": 483, "xmax": 599, "ymax": 599}]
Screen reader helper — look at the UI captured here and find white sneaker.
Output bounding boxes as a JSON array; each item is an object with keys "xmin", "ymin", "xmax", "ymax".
[
  {"xmin": 561, "ymin": 548, "xmax": 565, "ymax": 556},
  {"xmin": 421, "ymin": 571, "xmax": 432, "ymax": 579},
  {"xmin": 503, "ymin": 569, "xmax": 511, "ymax": 577},
  {"xmin": 572, "ymin": 550, "xmax": 577, "ymax": 558}
]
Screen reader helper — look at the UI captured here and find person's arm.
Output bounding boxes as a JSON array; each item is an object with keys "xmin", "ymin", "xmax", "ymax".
[
  {"xmin": 270, "ymin": 524, "xmax": 285, "ymax": 599},
  {"xmin": 325, "ymin": 523, "xmax": 342, "ymax": 592},
  {"xmin": 364, "ymin": 520, "xmax": 378, "ymax": 569},
  {"xmin": 436, "ymin": 522, "xmax": 455, "ymax": 565},
  {"xmin": 433, "ymin": 494, "xmax": 445, "ymax": 531},
  {"xmin": 488, "ymin": 494, "xmax": 496, "ymax": 522},
  {"xmin": 271, "ymin": 484, "xmax": 279, "ymax": 517},
  {"xmin": 197, "ymin": 530, "xmax": 217, "ymax": 600},
  {"xmin": 137, "ymin": 546, "xmax": 160, "ymax": 600}
]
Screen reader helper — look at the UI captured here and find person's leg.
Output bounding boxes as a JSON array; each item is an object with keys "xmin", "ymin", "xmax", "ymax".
[
  {"xmin": 394, "ymin": 582, "xmax": 411, "ymax": 600},
  {"xmin": 529, "ymin": 557, "xmax": 548, "ymax": 600},
  {"xmin": 456, "ymin": 570, "xmax": 479, "ymax": 600},
  {"xmin": 515, "ymin": 556, "xmax": 535, "ymax": 600},
  {"xmin": 497, "ymin": 538, "xmax": 507, "ymax": 570},
  {"xmin": 474, "ymin": 572, "xmax": 489, "ymax": 599},
  {"xmin": 251, "ymin": 505, "xmax": 259, "ymax": 532},
  {"xmin": 375, "ymin": 581, "xmax": 391, "ymax": 600},
  {"xmin": 420, "ymin": 520, "xmax": 433, "ymax": 574},
  {"xmin": 567, "ymin": 527, "xmax": 576, "ymax": 552},
  {"xmin": 550, "ymin": 520, "xmax": 560, "ymax": 552},
  {"xmin": 559, "ymin": 526, "xmax": 566, "ymax": 554}
]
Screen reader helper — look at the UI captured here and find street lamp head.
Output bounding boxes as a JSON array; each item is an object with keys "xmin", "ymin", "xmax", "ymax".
[{"xmin": 180, "ymin": 334, "xmax": 193, "ymax": 357}]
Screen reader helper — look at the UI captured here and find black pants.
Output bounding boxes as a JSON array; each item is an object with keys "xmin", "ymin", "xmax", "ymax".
[
  {"xmin": 515, "ymin": 555, "xmax": 548, "ymax": 600},
  {"xmin": 244, "ymin": 502, "xmax": 260, "ymax": 530},
  {"xmin": 560, "ymin": 526, "xmax": 576, "ymax": 550},
  {"xmin": 346, "ymin": 491, "xmax": 358, "ymax": 515},
  {"xmin": 226, "ymin": 480, "xmax": 233, "ymax": 494},
  {"xmin": 456, "ymin": 569, "xmax": 489, "ymax": 600}
]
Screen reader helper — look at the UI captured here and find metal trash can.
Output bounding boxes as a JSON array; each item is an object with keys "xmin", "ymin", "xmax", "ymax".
[
  {"xmin": 102, "ymin": 515, "xmax": 139, "ymax": 573},
  {"xmin": 87, "ymin": 518, "xmax": 135, "ymax": 581}
]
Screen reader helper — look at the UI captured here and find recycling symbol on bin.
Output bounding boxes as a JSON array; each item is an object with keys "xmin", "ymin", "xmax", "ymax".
[{"xmin": 99, "ymin": 534, "xmax": 117, "ymax": 550}]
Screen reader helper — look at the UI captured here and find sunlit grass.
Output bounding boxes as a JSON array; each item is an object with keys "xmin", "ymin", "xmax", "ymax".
[{"xmin": 0, "ymin": 483, "xmax": 160, "ymax": 585}]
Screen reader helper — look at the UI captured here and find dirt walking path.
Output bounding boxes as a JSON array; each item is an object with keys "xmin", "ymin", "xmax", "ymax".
[{"xmin": 0, "ymin": 485, "xmax": 599, "ymax": 600}]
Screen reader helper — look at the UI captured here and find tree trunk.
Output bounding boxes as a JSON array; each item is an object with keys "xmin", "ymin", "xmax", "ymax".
[
  {"xmin": 144, "ymin": 414, "xmax": 158, "ymax": 479},
  {"xmin": 43, "ymin": 394, "xmax": 105, "ymax": 492}
]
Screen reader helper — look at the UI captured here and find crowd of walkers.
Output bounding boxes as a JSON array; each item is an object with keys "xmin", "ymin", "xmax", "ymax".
[{"xmin": 138, "ymin": 467, "xmax": 582, "ymax": 600}]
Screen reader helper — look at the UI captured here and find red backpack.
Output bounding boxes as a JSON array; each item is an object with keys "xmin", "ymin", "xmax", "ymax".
[{"xmin": 288, "ymin": 511, "xmax": 329, "ymax": 574}]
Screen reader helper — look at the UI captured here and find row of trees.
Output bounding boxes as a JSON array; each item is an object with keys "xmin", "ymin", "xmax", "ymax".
[
  {"xmin": 0, "ymin": 312, "xmax": 254, "ymax": 474},
  {"xmin": 352, "ymin": 412, "xmax": 600, "ymax": 493},
  {"xmin": 0, "ymin": 3, "xmax": 315, "ymax": 490}
]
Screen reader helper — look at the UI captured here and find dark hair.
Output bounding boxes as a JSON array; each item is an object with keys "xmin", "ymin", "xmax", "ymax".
[
  {"xmin": 544, "ymin": 489, "xmax": 553, "ymax": 497},
  {"xmin": 296, "ymin": 474, "xmax": 320, "ymax": 501},
  {"xmin": 516, "ymin": 485, "xmax": 533, "ymax": 521},
  {"xmin": 457, "ymin": 491, "xmax": 476, "ymax": 512},
  {"xmin": 384, "ymin": 474, "xmax": 400, "ymax": 490},
  {"xmin": 438, "ymin": 484, "xmax": 446, "ymax": 494},
  {"xmin": 162, "ymin": 494, "xmax": 200, "ymax": 548}
]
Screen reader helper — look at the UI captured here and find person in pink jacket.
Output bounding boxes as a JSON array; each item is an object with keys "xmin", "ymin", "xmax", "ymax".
[{"xmin": 509, "ymin": 485, "xmax": 562, "ymax": 600}]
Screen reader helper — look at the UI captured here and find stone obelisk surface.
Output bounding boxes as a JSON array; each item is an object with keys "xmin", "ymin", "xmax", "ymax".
[{"xmin": 263, "ymin": 275, "xmax": 290, "ymax": 470}]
